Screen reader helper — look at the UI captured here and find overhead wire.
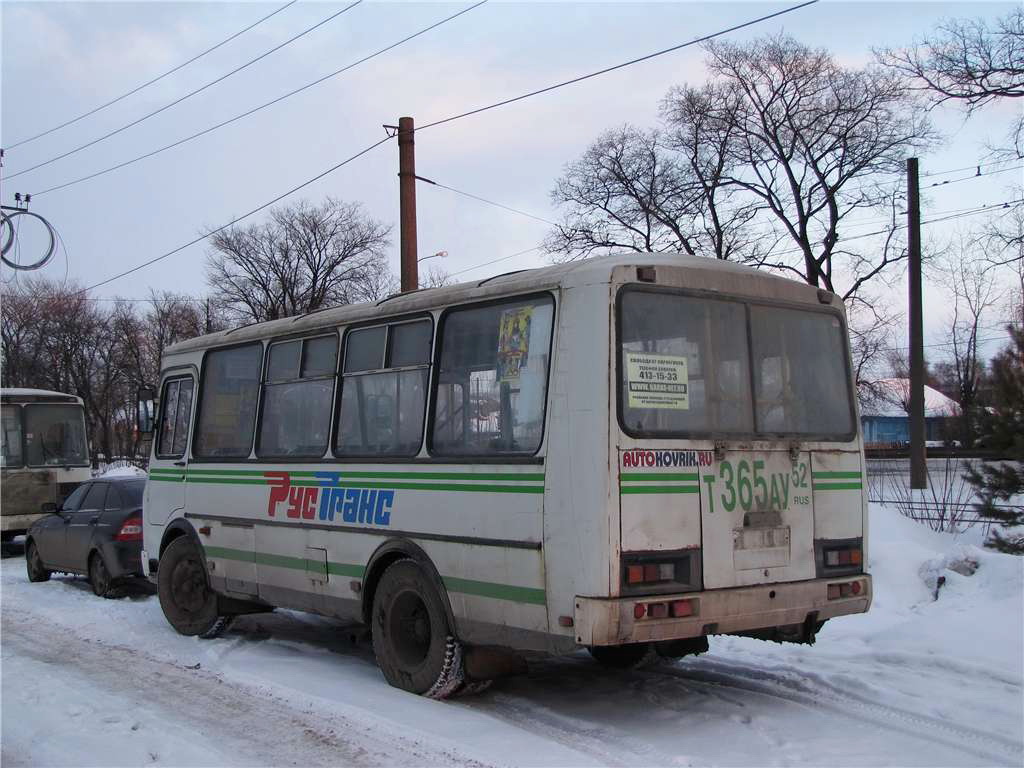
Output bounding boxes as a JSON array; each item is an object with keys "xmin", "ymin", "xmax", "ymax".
[
  {"xmin": 6, "ymin": 1, "xmax": 298, "ymax": 150},
  {"xmin": 417, "ymin": 0, "xmax": 820, "ymax": 132},
  {"xmin": 80, "ymin": 135, "xmax": 394, "ymax": 294},
  {"xmin": 5, "ymin": 0, "xmax": 363, "ymax": 181},
  {"xmin": 30, "ymin": 1, "xmax": 489, "ymax": 198},
  {"xmin": 74, "ymin": 1, "xmax": 820, "ymax": 294}
]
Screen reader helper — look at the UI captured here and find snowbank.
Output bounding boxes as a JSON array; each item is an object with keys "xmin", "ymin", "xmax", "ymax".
[{"xmin": 98, "ymin": 464, "xmax": 147, "ymax": 478}]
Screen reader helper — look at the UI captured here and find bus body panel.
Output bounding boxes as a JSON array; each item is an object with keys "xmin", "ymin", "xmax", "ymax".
[{"xmin": 541, "ymin": 280, "xmax": 615, "ymax": 644}]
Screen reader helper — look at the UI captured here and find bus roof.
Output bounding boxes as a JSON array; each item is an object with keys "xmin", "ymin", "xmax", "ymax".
[
  {"xmin": 165, "ymin": 251, "xmax": 828, "ymax": 356},
  {"xmin": 1, "ymin": 388, "xmax": 84, "ymax": 405}
]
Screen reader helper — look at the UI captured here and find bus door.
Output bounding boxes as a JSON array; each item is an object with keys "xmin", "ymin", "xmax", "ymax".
[
  {"xmin": 698, "ymin": 448, "xmax": 815, "ymax": 589},
  {"xmin": 147, "ymin": 374, "xmax": 195, "ymax": 527}
]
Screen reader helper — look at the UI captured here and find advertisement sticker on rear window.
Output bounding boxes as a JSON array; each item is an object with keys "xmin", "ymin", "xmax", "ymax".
[{"xmin": 625, "ymin": 352, "xmax": 689, "ymax": 409}]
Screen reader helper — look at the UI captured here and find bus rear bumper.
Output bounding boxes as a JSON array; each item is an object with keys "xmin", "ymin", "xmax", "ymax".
[{"xmin": 575, "ymin": 575, "xmax": 872, "ymax": 646}]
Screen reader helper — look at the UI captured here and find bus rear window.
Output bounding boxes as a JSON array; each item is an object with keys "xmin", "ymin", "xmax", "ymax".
[
  {"xmin": 619, "ymin": 290, "xmax": 853, "ymax": 439},
  {"xmin": 619, "ymin": 292, "xmax": 752, "ymax": 436},
  {"xmin": 2, "ymin": 407, "xmax": 23, "ymax": 468},
  {"xmin": 750, "ymin": 305, "xmax": 853, "ymax": 436}
]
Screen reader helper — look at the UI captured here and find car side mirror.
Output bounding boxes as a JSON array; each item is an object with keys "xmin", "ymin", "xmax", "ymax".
[
  {"xmin": 137, "ymin": 385, "xmax": 156, "ymax": 435},
  {"xmin": 40, "ymin": 501, "xmax": 57, "ymax": 514}
]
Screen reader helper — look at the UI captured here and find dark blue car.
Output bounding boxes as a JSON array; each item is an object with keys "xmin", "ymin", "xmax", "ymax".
[{"xmin": 25, "ymin": 476, "xmax": 146, "ymax": 597}]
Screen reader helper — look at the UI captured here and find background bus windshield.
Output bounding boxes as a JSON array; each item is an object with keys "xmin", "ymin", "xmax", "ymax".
[
  {"xmin": 23, "ymin": 404, "xmax": 88, "ymax": 466},
  {"xmin": 619, "ymin": 291, "xmax": 853, "ymax": 438}
]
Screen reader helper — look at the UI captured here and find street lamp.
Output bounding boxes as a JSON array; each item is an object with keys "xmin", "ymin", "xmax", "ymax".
[{"xmin": 418, "ymin": 250, "xmax": 447, "ymax": 263}]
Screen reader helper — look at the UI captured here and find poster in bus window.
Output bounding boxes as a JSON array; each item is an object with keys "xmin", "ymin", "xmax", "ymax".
[
  {"xmin": 497, "ymin": 306, "xmax": 533, "ymax": 382},
  {"xmin": 625, "ymin": 352, "xmax": 689, "ymax": 409}
]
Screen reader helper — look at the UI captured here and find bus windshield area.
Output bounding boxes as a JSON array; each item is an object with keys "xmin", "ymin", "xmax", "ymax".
[
  {"xmin": 619, "ymin": 290, "xmax": 854, "ymax": 439},
  {"xmin": 23, "ymin": 404, "xmax": 88, "ymax": 467}
]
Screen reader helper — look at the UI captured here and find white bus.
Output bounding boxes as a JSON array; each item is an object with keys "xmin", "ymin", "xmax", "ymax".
[
  {"xmin": 141, "ymin": 252, "xmax": 871, "ymax": 697},
  {"xmin": 2, "ymin": 388, "xmax": 92, "ymax": 539}
]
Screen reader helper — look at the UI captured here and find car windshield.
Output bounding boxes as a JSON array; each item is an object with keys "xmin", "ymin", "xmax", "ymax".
[
  {"xmin": 23, "ymin": 404, "xmax": 88, "ymax": 466},
  {"xmin": 619, "ymin": 290, "xmax": 853, "ymax": 438}
]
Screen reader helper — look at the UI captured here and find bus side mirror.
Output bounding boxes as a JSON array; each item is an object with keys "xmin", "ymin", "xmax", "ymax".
[{"xmin": 137, "ymin": 386, "xmax": 156, "ymax": 435}]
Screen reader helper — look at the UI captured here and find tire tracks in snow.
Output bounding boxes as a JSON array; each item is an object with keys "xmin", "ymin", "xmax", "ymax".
[
  {"xmin": 1, "ymin": 607, "xmax": 494, "ymax": 768},
  {"xmin": 658, "ymin": 657, "xmax": 1023, "ymax": 765}
]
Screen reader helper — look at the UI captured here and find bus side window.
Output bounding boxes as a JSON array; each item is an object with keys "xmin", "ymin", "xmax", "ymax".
[
  {"xmin": 335, "ymin": 319, "xmax": 431, "ymax": 458},
  {"xmin": 194, "ymin": 343, "xmax": 263, "ymax": 459},
  {"xmin": 1, "ymin": 406, "xmax": 23, "ymax": 468},
  {"xmin": 257, "ymin": 335, "xmax": 337, "ymax": 458},
  {"xmin": 157, "ymin": 377, "xmax": 194, "ymax": 459},
  {"xmin": 431, "ymin": 296, "xmax": 554, "ymax": 457}
]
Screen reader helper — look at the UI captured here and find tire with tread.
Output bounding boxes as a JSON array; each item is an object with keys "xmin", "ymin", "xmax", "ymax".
[
  {"xmin": 371, "ymin": 559, "xmax": 464, "ymax": 698},
  {"xmin": 25, "ymin": 540, "xmax": 51, "ymax": 582},
  {"xmin": 88, "ymin": 552, "xmax": 114, "ymax": 598},
  {"xmin": 589, "ymin": 642, "xmax": 661, "ymax": 669},
  {"xmin": 158, "ymin": 535, "xmax": 224, "ymax": 636}
]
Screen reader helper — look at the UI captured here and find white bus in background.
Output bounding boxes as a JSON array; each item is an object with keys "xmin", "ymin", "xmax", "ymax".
[
  {"xmin": 1, "ymin": 389, "xmax": 91, "ymax": 540},
  {"xmin": 140, "ymin": 252, "xmax": 871, "ymax": 698}
]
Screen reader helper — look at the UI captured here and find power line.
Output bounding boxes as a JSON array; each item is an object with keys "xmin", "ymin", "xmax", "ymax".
[
  {"xmin": 30, "ymin": 1, "xmax": 489, "ymax": 198},
  {"xmin": 6, "ymin": 1, "xmax": 298, "ymax": 150},
  {"xmin": 5, "ymin": 1, "xmax": 363, "ymax": 181},
  {"xmin": 80, "ymin": 136, "xmax": 394, "ymax": 294},
  {"xmin": 72, "ymin": 2, "xmax": 814, "ymax": 293},
  {"xmin": 416, "ymin": 175, "xmax": 556, "ymax": 226},
  {"xmin": 417, "ymin": 0, "xmax": 820, "ymax": 132}
]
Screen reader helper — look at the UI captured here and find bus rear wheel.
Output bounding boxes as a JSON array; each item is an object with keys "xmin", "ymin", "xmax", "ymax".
[
  {"xmin": 371, "ymin": 559, "xmax": 464, "ymax": 698},
  {"xmin": 158, "ymin": 536, "xmax": 223, "ymax": 637}
]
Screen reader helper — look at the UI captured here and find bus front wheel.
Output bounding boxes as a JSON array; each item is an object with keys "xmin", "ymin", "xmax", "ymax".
[
  {"xmin": 158, "ymin": 536, "xmax": 224, "ymax": 637},
  {"xmin": 371, "ymin": 559, "xmax": 464, "ymax": 698}
]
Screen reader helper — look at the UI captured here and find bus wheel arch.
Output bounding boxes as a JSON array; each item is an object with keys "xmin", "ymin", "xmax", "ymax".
[
  {"xmin": 361, "ymin": 539, "xmax": 456, "ymax": 632},
  {"xmin": 158, "ymin": 519, "xmax": 203, "ymax": 560}
]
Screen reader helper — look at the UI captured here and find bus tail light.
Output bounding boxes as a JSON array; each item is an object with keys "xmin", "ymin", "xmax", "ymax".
[
  {"xmin": 671, "ymin": 599, "xmax": 695, "ymax": 618},
  {"xmin": 633, "ymin": 598, "xmax": 699, "ymax": 620},
  {"xmin": 115, "ymin": 517, "xmax": 143, "ymax": 542},
  {"xmin": 824, "ymin": 543, "xmax": 863, "ymax": 569},
  {"xmin": 828, "ymin": 580, "xmax": 865, "ymax": 600},
  {"xmin": 621, "ymin": 551, "xmax": 700, "ymax": 594}
]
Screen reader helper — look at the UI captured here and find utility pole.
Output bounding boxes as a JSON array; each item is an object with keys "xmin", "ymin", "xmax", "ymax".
[
  {"xmin": 398, "ymin": 117, "xmax": 418, "ymax": 292},
  {"xmin": 907, "ymin": 157, "xmax": 926, "ymax": 489}
]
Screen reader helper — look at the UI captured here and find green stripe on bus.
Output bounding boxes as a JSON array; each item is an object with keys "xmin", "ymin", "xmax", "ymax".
[
  {"xmin": 202, "ymin": 546, "xmax": 543, "ymax": 605},
  {"xmin": 811, "ymin": 471, "xmax": 862, "ymax": 479},
  {"xmin": 620, "ymin": 485, "xmax": 699, "ymax": 495},
  {"xmin": 619, "ymin": 472, "xmax": 699, "ymax": 482},
  {"xmin": 182, "ymin": 476, "xmax": 543, "ymax": 493},
  {"xmin": 813, "ymin": 482, "xmax": 863, "ymax": 491},
  {"xmin": 442, "ymin": 576, "xmax": 546, "ymax": 606},
  {"xmin": 148, "ymin": 474, "xmax": 184, "ymax": 482}
]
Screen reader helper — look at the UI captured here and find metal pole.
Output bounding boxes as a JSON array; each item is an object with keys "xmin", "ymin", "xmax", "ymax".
[
  {"xmin": 398, "ymin": 116, "xmax": 418, "ymax": 292},
  {"xmin": 907, "ymin": 156, "xmax": 926, "ymax": 489}
]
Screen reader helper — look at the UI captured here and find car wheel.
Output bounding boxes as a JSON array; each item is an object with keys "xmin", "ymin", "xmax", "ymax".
[
  {"xmin": 588, "ymin": 642, "xmax": 660, "ymax": 669},
  {"xmin": 157, "ymin": 536, "xmax": 222, "ymax": 636},
  {"xmin": 25, "ymin": 540, "xmax": 51, "ymax": 583},
  {"xmin": 371, "ymin": 559, "xmax": 464, "ymax": 698},
  {"xmin": 88, "ymin": 552, "xmax": 113, "ymax": 598}
]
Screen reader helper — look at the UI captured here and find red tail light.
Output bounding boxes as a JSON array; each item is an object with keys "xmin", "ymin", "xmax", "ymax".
[{"xmin": 115, "ymin": 516, "xmax": 143, "ymax": 542}]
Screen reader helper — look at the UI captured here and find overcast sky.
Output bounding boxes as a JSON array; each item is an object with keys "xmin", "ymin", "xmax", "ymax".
[{"xmin": 2, "ymin": 1, "xmax": 1021, "ymax": 359}]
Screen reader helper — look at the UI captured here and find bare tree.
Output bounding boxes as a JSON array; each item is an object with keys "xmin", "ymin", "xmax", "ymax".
[
  {"xmin": 546, "ymin": 35, "xmax": 935, "ymax": 302},
  {"xmin": 420, "ymin": 265, "xmax": 454, "ymax": 289},
  {"xmin": 878, "ymin": 8, "xmax": 1024, "ymax": 158},
  {"xmin": 206, "ymin": 198, "xmax": 392, "ymax": 323},
  {"xmin": 934, "ymin": 236, "xmax": 1004, "ymax": 442}
]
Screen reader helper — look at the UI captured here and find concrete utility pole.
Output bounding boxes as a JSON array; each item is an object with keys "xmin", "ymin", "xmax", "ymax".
[
  {"xmin": 398, "ymin": 117, "xmax": 418, "ymax": 293},
  {"xmin": 907, "ymin": 157, "xmax": 926, "ymax": 489}
]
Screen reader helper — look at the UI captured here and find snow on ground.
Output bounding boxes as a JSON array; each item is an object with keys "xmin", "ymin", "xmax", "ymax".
[
  {"xmin": 2, "ymin": 505, "xmax": 1022, "ymax": 767},
  {"xmin": 97, "ymin": 465, "xmax": 147, "ymax": 478}
]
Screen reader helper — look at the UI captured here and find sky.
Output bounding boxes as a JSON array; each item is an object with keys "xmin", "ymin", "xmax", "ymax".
[{"xmin": 2, "ymin": 1, "xmax": 1022, "ymax": 363}]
